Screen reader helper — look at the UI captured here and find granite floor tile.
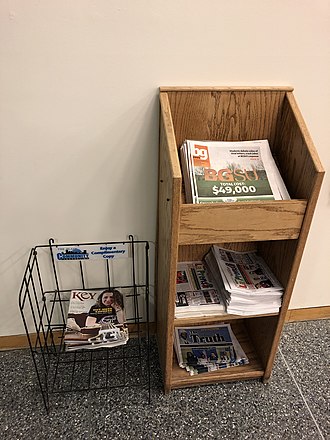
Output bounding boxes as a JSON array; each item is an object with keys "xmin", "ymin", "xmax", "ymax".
[
  {"xmin": 0, "ymin": 350, "xmax": 91, "ymax": 440},
  {"xmin": 1, "ymin": 323, "xmax": 328, "ymax": 440},
  {"xmin": 1, "ymin": 391, "xmax": 91, "ymax": 440},
  {"xmin": 88, "ymin": 355, "xmax": 320, "ymax": 440},
  {"xmin": 280, "ymin": 320, "xmax": 330, "ymax": 439}
]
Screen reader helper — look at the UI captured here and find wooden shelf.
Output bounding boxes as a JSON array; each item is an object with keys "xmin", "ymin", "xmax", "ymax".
[
  {"xmin": 179, "ymin": 200, "xmax": 307, "ymax": 245},
  {"xmin": 171, "ymin": 358, "xmax": 264, "ymax": 389},
  {"xmin": 156, "ymin": 86, "xmax": 324, "ymax": 393},
  {"xmin": 173, "ymin": 312, "xmax": 279, "ymax": 328}
]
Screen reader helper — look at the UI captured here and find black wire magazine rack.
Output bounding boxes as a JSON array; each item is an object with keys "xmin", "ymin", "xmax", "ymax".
[{"xmin": 19, "ymin": 236, "xmax": 151, "ymax": 414}]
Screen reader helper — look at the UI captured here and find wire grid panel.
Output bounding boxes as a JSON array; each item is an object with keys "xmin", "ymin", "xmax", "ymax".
[{"xmin": 18, "ymin": 236, "xmax": 151, "ymax": 413}]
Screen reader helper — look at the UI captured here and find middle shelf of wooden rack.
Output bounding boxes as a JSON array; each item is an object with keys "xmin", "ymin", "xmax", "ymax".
[{"xmin": 173, "ymin": 312, "xmax": 279, "ymax": 328}]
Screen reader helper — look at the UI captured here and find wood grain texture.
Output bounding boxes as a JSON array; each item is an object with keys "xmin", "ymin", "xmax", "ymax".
[
  {"xmin": 0, "ymin": 331, "xmax": 62, "ymax": 350},
  {"xmin": 160, "ymin": 86, "xmax": 294, "ymax": 92},
  {"xmin": 178, "ymin": 242, "xmax": 257, "ymax": 263},
  {"xmin": 286, "ymin": 306, "xmax": 330, "ymax": 322},
  {"xmin": 274, "ymin": 92, "xmax": 325, "ymax": 199},
  {"xmin": 260, "ymin": 92, "xmax": 325, "ymax": 380},
  {"xmin": 156, "ymin": 88, "xmax": 324, "ymax": 391},
  {"xmin": 179, "ymin": 200, "xmax": 306, "ymax": 244},
  {"xmin": 173, "ymin": 313, "xmax": 278, "ymax": 327},
  {"xmin": 156, "ymin": 94, "xmax": 182, "ymax": 392},
  {"xmin": 244, "ymin": 316, "xmax": 279, "ymax": 370},
  {"xmin": 166, "ymin": 90, "xmax": 287, "ymax": 148},
  {"xmin": 159, "ymin": 93, "xmax": 182, "ymax": 178}
]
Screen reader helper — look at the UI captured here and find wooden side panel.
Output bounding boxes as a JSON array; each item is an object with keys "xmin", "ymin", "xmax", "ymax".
[
  {"xmin": 274, "ymin": 92, "xmax": 325, "ymax": 198},
  {"xmin": 179, "ymin": 200, "xmax": 306, "ymax": 244},
  {"xmin": 244, "ymin": 316, "xmax": 279, "ymax": 370},
  {"xmin": 247, "ymin": 94, "xmax": 325, "ymax": 379},
  {"xmin": 259, "ymin": 239, "xmax": 297, "ymax": 288},
  {"xmin": 167, "ymin": 90, "xmax": 287, "ymax": 148},
  {"xmin": 178, "ymin": 244, "xmax": 213, "ymax": 262},
  {"xmin": 156, "ymin": 93, "xmax": 182, "ymax": 392}
]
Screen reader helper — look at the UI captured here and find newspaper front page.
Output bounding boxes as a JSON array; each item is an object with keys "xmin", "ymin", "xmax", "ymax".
[{"xmin": 180, "ymin": 139, "xmax": 290, "ymax": 203}]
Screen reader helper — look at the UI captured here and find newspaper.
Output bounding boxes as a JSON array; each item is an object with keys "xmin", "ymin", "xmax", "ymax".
[
  {"xmin": 174, "ymin": 324, "xmax": 249, "ymax": 375},
  {"xmin": 176, "ymin": 261, "xmax": 215, "ymax": 292},
  {"xmin": 180, "ymin": 139, "xmax": 290, "ymax": 203},
  {"xmin": 204, "ymin": 246, "xmax": 283, "ymax": 316},
  {"xmin": 175, "ymin": 262, "xmax": 225, "ymax": 318},
  {"xmin": 64, "ymin": 289, "xmax": 129, "ymax": 351},
  {"xmin": 212, "ymin": 246, "xmax": 283, "ymax": 294}
]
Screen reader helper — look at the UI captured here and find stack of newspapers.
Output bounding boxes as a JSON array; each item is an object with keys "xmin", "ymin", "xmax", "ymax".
[
  {"xmin": 174, "ymin": 324, "xmax": 249, "ymax": 375},
  {"xmin": 180, "ymin": 139, "xmax": 290, "ymax": 203},
  {"xmin": 175, "ymin": 261, "xmax": 225, "ymax": 318},
  {"xmin": 204, "ymin": 246, "xmax": 283, "ymax": 315}
]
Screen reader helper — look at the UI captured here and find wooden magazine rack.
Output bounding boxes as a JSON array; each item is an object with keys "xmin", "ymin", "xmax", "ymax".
[{"xmin": 156, "ymin": 86, "xmax": 324, "ymax": 392}]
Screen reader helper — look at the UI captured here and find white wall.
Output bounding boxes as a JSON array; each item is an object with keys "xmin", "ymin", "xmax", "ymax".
[{"xmin": 0, "ymin": 0, "xmax": 329, "ymax": 336}]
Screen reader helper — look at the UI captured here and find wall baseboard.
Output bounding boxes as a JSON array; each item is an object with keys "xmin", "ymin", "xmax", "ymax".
[
  {"xmin": 0, "ymin": 308, "xmax": 329, "ymax": 351},
  {"xmin": 285, "ymin": 305, "xmax": 330, "ymax": 322},
  {"xmin": 0, "ymin": 332, "xmax": 62, "ymax": 351},
  {"xmin": 0, "ymin": 333, "xmax": 30, "ymax": 351},
  {"xmin": 0, "ymin": 322, "xmax": 157, "ymax": 351}
]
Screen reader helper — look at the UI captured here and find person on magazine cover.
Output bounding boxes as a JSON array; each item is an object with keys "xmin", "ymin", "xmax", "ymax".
[{"xmin": 85, "ymin": 289, "xmax": 125, "ymax": 326}]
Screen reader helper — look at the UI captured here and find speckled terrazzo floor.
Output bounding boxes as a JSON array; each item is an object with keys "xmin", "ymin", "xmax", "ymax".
[{"xmin": 1, "ymin": 320, "xmax": 329, "ymax": 440}]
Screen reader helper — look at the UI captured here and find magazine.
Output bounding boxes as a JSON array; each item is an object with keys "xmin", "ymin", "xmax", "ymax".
[
  {"xmin": 175, "ymin": 262, "xmax": 225, "ymax": 318},
  {"xmin": 180, "ymin": 139, "xmax": 290, "ymax": 203},
  {"xmin": 173, "ymin": 324, "xmax": 249, "ymax": 375},
  {"xmin": 64, "ymin": 289, "xmax": 129, "ymax": 351},
  {"xmin": 204, "ymin": 246, "xmax": 283, "ymax": 316}
]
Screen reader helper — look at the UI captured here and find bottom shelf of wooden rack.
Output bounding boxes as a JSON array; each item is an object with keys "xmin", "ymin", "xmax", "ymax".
[{"xmin": 170, "ymin": 320, "xmax": 265, "ymax": 389}]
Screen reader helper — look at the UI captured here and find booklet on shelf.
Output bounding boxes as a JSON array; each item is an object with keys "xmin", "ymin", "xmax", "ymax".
[
  {"xmin": 204, "ymin": 246, "xmax": 284, "ymax": 316},
  {"xmin": 180, "ymin": 139, "xmax": 290, "ymax": 203},
  {"xmin": 175, "ymin": 261, "xmax": 225, "ymax": 318},
  {"xmin": 64, "ymin": 289, "xmax": 129, "ymax": 351},
  {"xmin": 174, "ymin": 324, "xmax": 249, "ymax": 375}
]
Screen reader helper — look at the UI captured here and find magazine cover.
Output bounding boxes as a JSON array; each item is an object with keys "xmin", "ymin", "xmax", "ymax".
[
  {"xmin": 64, "ymin": 289, "xmax": 128, "ymax": 350},
  {"xmin": 174, "ymin": 324, "xmax": 249, "ymax": 374},
  {"xmin": 180, "ymin": 139, "xmax": 289, "ymax": 203}
]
